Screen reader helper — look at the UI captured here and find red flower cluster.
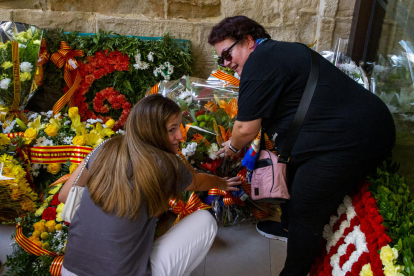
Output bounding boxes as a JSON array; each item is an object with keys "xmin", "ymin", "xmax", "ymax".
[
  {"xmin": 42, "ymin": 207, "xmax": 57, "ymax": 221},
  {"xmin": 92, "ymin": 87, "xmax": 132, "ymax": 130},
  {"xmin": 310, "ymin": 181, "xmax": 391, "ymax": 276},
  {"xmin": 50, "ymin": 193, "xmax": 61, "ymax": 206},
  {"xmin": 200, "ymin": 158, "xmax": 223, "ymax": 174},
  {"xmin": 72, "ymin": 50, "xmax": 130, "ymax": 126}
]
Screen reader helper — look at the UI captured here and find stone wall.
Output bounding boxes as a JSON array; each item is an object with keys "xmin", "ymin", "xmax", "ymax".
[{"xmin": 0, "ymin": 0, "xmax": 356, "ymax": 78}]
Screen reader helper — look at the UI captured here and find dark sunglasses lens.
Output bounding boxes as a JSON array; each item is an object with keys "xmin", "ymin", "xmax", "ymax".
[{"xmin": 218, "ymin": 57, "xmax": 225, "ymax": 66}]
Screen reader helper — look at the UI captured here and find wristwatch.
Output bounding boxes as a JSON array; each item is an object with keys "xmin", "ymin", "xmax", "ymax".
[{"xmin": 229, "ymin": 143, "xmax": 241, "ymax": 154}]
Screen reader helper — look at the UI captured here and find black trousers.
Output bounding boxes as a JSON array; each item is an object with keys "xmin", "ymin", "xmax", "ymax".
[{"xmin": 279, "ymin": 151, "xmax": 389, "ymax": 276}]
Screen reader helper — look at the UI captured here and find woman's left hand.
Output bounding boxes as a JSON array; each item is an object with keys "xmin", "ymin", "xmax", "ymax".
[
  {"xmin": 216, "ymin": 140, "xmax": 239, "ymax": 158},
  {"xmin": 219, "ymin": 176, "xmax": 241, "ymax": 192}
]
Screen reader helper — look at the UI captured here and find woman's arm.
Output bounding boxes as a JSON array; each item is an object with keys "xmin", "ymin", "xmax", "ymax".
[
  {"xmin": 58, "ymin": 159, "xmax": 88, "ymax": 203},
  {"xmin": 185, "ymin": 172, "xmax": 241, "ymax": 192},
  {"xmin": 217, "ymin": 118, "xmax": 262, "ymax": 157}
]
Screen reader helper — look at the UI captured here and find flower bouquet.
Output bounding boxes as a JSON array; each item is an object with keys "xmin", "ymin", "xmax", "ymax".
[
  {"xmin": 0, "ymin": 22, "xmax": 43, "ymax": 126},
  {"xmin": 0, "ymin": 133, "xmax": 38, "ymax": 222},
  {"xmin": 4, "ymin": 180, "xmax": 69, "ymax": 276}
]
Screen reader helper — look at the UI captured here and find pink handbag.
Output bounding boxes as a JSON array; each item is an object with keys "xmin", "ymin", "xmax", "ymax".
[{"xmin": 251, "ymin": 150, "xmax": 290, "ymax": 201}]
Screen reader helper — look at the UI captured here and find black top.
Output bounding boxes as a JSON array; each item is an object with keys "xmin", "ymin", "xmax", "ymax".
[{"xmin": 237, "ymin": 40, "xmax": 395, "ymax": 164}]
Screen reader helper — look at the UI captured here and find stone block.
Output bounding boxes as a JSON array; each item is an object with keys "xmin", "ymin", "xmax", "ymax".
[
  {"xmin": 0, "ymin": 9, "xmax": 12, "ymax": 21},
  {"xmin": 47, "ymin": 0, "xmax": 165, "ymax": 19},
  {"xmin": 13, "ymin": 10, "xmax": 96, "ymax": 32},
  {"xmin": 0, "ymin": 0, "xmax": 46, "ymax": 10},
  {"xmin": 319, "ymin": 0, "xmax": 339, "ymax": 18},
  {"xmin": 297, "ymin": 8, "xmax": 318, "ymax": 44},
  {"xmin": 96, "ymin": 14, "xmax": 166, "ymax": 37},
  {"xmin": 331, "ymin": 17, "xmax": 352, "ymax": 45},
  {"xmin": 167, "ymin": 0, "xmax": 220, "ymax": 19},
  {"xmin": 269, "ymin": 24, "xmax": 299, "ymax": 42},
  {"xmin": 315, "ymin": 17, "xmax": 335, "ymax": 51},
  {"xmin": 336, "ymin": 0, "xmax": 356, "ymax": 17}
]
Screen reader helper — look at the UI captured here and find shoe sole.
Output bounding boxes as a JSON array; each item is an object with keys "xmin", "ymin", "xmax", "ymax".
[{"xmin": 256, "ymin": 224, "xmax": 288, "ymax": 243}]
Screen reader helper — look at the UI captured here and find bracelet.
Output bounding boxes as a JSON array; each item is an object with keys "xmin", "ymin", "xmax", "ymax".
[{"xmin": 229, "ymin": 143, "xmax": 241, "ymax": 153}]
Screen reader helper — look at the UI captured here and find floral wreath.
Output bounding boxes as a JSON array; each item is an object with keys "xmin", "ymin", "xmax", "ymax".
[{"xmin": 73, "ymin": 49, "xmax": 130, "ymax": 129}]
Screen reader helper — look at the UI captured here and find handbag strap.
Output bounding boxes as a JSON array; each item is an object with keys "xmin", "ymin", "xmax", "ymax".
[
  {"xmin": 278, "ymin": 47, "xmax": 319, "ymax": 163},
  {"xmin": 72, "ymin": 139, "xmax": 110, "ymax": 187}
]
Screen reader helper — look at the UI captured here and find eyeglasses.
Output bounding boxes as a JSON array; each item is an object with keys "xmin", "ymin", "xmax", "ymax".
[{"xmin": 217, "ymin": 40, "xmax": 239, "ymax": 67}]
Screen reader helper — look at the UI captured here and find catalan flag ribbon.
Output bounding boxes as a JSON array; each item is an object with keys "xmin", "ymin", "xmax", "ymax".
[
  {"xmin": 169, "ymin": 192, "xmax": 211, "ymax": 226},
  {"xmin": 15, "ymin": 223, "xmax": 58, "ymax": 257},
  {"xmin": 211, "ymin": 70, "xmax": 240, "ymax": 87},
  {"xmin": 51, "ymin": 41, "xmax": 84, "ymax": 115},
  {"xmin": 29, "ymin": 145, "xmax": 93, "ymax": 164},
  {"xmin": 150, "ymin": 82, "xmax": 160, "ymax": 95}
]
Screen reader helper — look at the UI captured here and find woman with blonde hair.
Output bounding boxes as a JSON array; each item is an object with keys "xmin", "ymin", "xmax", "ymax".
[{"xmin": 59, "ymin": 94, "xmax": 241, "ymax": 276}]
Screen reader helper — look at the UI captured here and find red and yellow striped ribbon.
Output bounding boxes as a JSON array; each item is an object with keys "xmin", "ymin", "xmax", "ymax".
[
  {"xmin": 15, "ymin": 223, "xmax": 58, "ymax": 257},
  {"xmin": 51, "ymin": 41, "xmax": 84, "ymax": 115},
  {"xmin": 252, "ymin": 203, "xmax": 271, "ymax": 219},
  {"xmin": 169, "ymin": 192, "xmax": 211, "ymax": 226},
  {"xmin": 34, "ymin": 38, "xmax": 50, "ymax": 87},
  {"xmin": 1, "ymin": 42, "xmax": 29, "ymax": 127},
  {"xmin": 211, "ymin": 70, "xmax": 240, "ymax": 87},
  {"xmin": 50, "ymin": 174, "xmax": 71, "ymax": 187},
  {"xmin": 150, "ymin": 82, "xmax": 160, "ymax": 95},
  {"xmin": 50, "ymin": 256, "xmax": 64, "ymax": 276},
  {"xmin": 6, "ymin": 132, "xmax": 24, "ymax": 139},
  {"xmin": 208, "ymin": 188, "xmax": 245, "ymax": 206},
  {"xmin": 30, "ymin": 145, "xmax": 92, "ymax": 164}
]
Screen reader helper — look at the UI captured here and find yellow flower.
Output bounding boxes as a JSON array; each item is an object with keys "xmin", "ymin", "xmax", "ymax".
[
  {"xmin": 45, "ymin": 220, "xmax": 56, "ymax": 229},
  {"xmin": 1, "ymin": 61, "xmax": 12, "ymax": 69},
  {"xmin": 20, "ymin": 197, "xmax": 36, "ymax": 212},
  {"xmin": 24, "ymin": 128, "xmax": 37, "ymax": 141},
  {"xmin": 71, "ymin": 114, "xmax": 85, "ymax": 134},
  {"xmin": 20, "ymin": 72, "xmax": 31, "ymax": 82},
  {"xmin": 360, "ymin": 264, "xmax": 373, "ymax": 276},
  {"xmin": 56, "ymin": 213, "xmax": 63, "ymax": 222},
  {"xmin": 32, "ymin": 230, "xmax": 41, "ymax": 238},
  {"xmin": 0, "ymin": 43, "xmax": 7, "ymax": 50},
  {"xmin": 49, "ymin": 118, "xmax": 61, "ymax": 130},
  {"xmin": 45, "ymin": 195, "xmax": 54, "ymax": 203},
  {"xmin": 105, "ymin": 119, "xmax": 115, "ymax": 129},
  {"xmin": 68, "ymin": 107, "xmax": 79, "ymax": 119},
  {"xmin": 0, "ymin": 134, "xmax": 11, "ymax": 147},
  {"xmin": 85, "ymin": 132, "xmax": 103, "ymax": 148},
  {"xmin": 55, "ymin": 224, "xmax": 63, "ymax": 231},
  {"xmin": 29, "ymin": 236, "xmax": 43, "ymax": 248},
  {"xmin": 47, "ymin": 163, "xmax": 61, "ymax": 174},
  {"xmin": 40, "ymin": 232, "xmax": 49, "ymax": 239},
  {"xmin": 69, "ymin": 163, "xmax": 79, "ymax": 174},
  {"xmin": 35, "ymin": 206, "xmax": 45, "ymax": 217},
  {"xmin": 28, "ymin": 115, "xmax": 43, "ymax": 133},
  {"xmin": 33, "ymin": 40, "xmax": 41, "ymax": 45},
  {"xmin": 10, "ymin": 188, "xmax": 22, "ymax": 200},
  {"xmin": 380, "ymin": 245, "xmax": 398, "ymax": 264},
  {"xmin": 49, "ymin": 184, "xmax": 62, "ymax": 195},
  {"xmin": 72, "ymin": 135, "xmax": 86, "ymax": 146},
  {"xmin": 94, "ymin": 123, "xmax": 114, "ymax": 138},
  {"xmin": 56, "ymin": 202, "xmax": 65, "ymax": 213},
  {"xmin": 45, "ymin": 124, "xmax": 58, "ymax": 137},
  {"xmin": 33, "ymin": 221, "xmax": 46, "ymax": 233}
]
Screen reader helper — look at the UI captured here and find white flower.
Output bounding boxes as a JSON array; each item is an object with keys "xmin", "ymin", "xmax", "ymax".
[
  {"xmin": 153, "ymin": 69, "xmax": 158, "ymax": 77},
  {"xmin": 133, "ymin": 61, "xmax": 149, "ymax": 70},
  {"xmin": 134, "ymin": 52, "xmax": 142, "ymax": 63},
  {"xmin": 18, "ymin": 43, "xmax": 26, "ymax": 48},
  {"xmin": 62, "ymin": 136, "xmax": 73, "ymax": 145},
  {"xmin": 2, "ymin": 120, "xmax": 16, "ymax": 134},
  {"xmin": 20, "ymin": 61, "xmax": 33, "ymax": 73},
  {"xmin": 116, "ymin": 129, "xmax": 125, "ymax": 135},
  {"xmin": 0, "ymin": 78, "xmax": 11, "ymax": 89},
  {"xmin": 182, "ymin": 142, "xmax": 197, "ymax": 158},
  {"xmin": 28, "ymin": 112, "xmax": 40, "ymax": 120},
  {"xmin": 86, "ymin": 118, "xmax": 103, "ymax": 125},
  {"xmin": 64, "ymin": 120, "xmax": 71, "ymax": 125},
  {"xmin": 208, "ymin": 143, "xmax": 220, "ymax": 160},
  {"xmin": 147, "ymin": 52, "xmax": 154, "ymax": 62},
  {"xmin": 34, "ymin": 136, "xmax": 54, "ymax": 147},
  {"xmin": 178, "ymin": 91, "xmax": 193, "ymax": 105}
]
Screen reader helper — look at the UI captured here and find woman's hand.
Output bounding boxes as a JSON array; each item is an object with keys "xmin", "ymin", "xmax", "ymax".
[
  {"xmin": 216, "ymin": 140, "xmax": 240, "ymax": 158},
  {"xmin": 218, "ymin": 176, "xmax": 242, "ymax": 192}
]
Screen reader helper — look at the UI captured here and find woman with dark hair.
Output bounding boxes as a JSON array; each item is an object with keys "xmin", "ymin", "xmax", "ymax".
[
  {"xmin": 59, "ymin": 94, "xmax": 241, "ymax": 276},
  {"xmin": 211, "ymin": 16, "xmax": 395, "ymax": 275}
]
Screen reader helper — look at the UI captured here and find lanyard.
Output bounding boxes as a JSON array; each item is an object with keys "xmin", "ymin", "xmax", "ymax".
[{"xmin": 253, "ymin": 38, "xmax": 268, "ymax": 51}]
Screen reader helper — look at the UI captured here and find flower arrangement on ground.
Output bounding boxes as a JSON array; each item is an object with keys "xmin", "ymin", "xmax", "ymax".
[{"xmin": 310, "ymin": 160, "xmax": 414, "ymax": 276}]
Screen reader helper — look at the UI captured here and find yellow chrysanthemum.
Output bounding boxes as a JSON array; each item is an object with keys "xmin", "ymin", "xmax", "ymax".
[
  {"xmin": 360, "ymin": 264, "xmax": 373, "ymax": 276},
  {"xmin": 56, "ymin": 202, "xmax": 65, "ymax": 213},
  {"xmin": 20, "ymin": 197, "xmax": 36, "ymax": 212},
  {"xmin": 56, "ymin": 213, "xmax": 63, "ymax": 222},
  {"xmin": 45, "ymin": 124, "xmax": 58, "ymax": 137},
  {"xmin": 35, "ymin": 206, "xmax": 45, "ymax": 217},
  {"xmin": 33, "ymin": 221, "xmax": 46, "ymax": 233},
  {"xmin": 47, "ymin": 163, "xmax": 61, "ymax": 174}
]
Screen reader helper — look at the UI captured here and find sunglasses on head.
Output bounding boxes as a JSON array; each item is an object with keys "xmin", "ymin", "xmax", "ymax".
[{"xmin": 217, "ymin": 40, "xmax": 239, "ymax": 67}]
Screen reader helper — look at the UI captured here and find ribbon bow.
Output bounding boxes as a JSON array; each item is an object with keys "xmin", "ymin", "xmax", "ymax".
[
  {"xmin": 205, "ymin": 188, "xmax": 245, "ymax": 207},
  {"xmin": 211, "ymin": 70, "xmax": 240, "ymax": 87},
  {"xmin": 169, "ymin": 192, "xmax": 211, "ymax": 226},
  {"xmin": 34, "ymin": 38, "xmax": 50, "ymax": 87},
  {"xmin": 51, "ymin": 41, "xmax": 84, "ymax": 115}
]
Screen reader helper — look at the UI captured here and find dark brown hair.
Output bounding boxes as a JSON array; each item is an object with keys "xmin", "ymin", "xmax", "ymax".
[
  {"xmin": 87, "ymin": 94, "xmax": 183, "ymax": 219},
  {"xmin": 208, "ymin": 16, "xmax": 271, "ymax": 45}
]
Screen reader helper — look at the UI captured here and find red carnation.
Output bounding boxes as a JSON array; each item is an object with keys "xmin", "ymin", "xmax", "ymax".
[
  {"xmin": 50, "ymin": 193, "xmax": 60, "ymax": 206},
  {"xmin": 85, "ymin": 74, "xmax": 95, "ymax": 85},
  {"xmin": 42, "ymin": 207, "xmax": 57, "ymax": 221}
]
